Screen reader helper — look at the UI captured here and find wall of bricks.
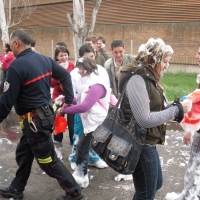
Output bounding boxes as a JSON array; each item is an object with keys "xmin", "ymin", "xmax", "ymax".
[{"xmin": 1, "ymin": 22, "xmax": 200, "ymax": 65}]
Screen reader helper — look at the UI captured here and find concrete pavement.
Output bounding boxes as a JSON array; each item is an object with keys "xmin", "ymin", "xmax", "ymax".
[{"xmin": 0, "ymin": 111, "xmax": 190, "ymax": 200}]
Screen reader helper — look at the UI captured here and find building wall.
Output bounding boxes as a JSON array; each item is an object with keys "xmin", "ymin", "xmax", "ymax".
[
  {"xmin": 7, "ymin": 0, "xmax": 200, "ymax": 29},
  {"xmin": 1, "ymin": 1, "xmax": 200, "ymax": 65},
  {"xmin": 1, "ymin": 22, "xmax": 199, "ymax": 65}
]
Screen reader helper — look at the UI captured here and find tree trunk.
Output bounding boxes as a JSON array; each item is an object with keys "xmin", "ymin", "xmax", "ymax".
[
  {"xmin": 67, "ymin": 0, "xmax": 102, "ymax": 61},
  {"xmin": 0, "ymin": 0, "xmax": 36, "ymax": 44},
  {"xmin": 67, "ymin": 0, "xmax": 86, "ymax": 62},
  {"xmin": 0, "ymin": 0, "xmax": 9, "ymax": 44},
  {"xmin": 72, "ymin": 33, "xmax": 85, "ymax": 62}
]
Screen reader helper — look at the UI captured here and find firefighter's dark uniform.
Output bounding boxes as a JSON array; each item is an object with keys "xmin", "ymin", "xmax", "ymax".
[{"xmin": 0, "ymin": 48, "xmax": 81, "ymax": 197}]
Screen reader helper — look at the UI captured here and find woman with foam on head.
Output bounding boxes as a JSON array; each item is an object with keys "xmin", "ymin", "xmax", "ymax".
[{"xmin": 118, "ymin": 38, "xmax": 191, "ymax": 200}]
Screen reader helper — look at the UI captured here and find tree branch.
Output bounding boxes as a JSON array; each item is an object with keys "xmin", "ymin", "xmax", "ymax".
[
  {"xmin": 66, "ymin": 13, "xmax": 73, "ymax": 27},
  {"xmin": 88, "ymin": 0, "xmax": 102, "ymax": 36}
]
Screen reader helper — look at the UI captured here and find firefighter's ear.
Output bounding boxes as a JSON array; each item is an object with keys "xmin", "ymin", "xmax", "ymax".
[
  {"xmin": 11, "ymin": 40, "xmax": 18, "ymax": 48},
  {"xmin": 15, "ymin": 39, "xmax": 21, "ymax": 47}
]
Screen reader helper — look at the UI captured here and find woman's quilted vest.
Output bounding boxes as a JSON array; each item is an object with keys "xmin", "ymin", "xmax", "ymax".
[{"xmin": 119, "ymin": 65, "xmax": 166, "ymax": 145}]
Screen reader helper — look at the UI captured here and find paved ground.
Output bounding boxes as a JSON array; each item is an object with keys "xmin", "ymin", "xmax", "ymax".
[{"xmin": 0, "ymin": 111, "xmax": 191, "ymax": 200}]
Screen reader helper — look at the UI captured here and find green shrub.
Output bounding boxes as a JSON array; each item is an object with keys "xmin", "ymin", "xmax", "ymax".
[{"xmin": 161, "ymin": 72, "xmax": 198, "ymax": 101}]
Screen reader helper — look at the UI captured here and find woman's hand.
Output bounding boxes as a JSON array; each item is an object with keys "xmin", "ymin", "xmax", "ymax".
[
  {"xmin": 57, "ymin": 103, "xmax": 72, "ymax": 115},
  {"xmin": 183, "ymin": 132, "xmax": 192, "ymax": 145}
]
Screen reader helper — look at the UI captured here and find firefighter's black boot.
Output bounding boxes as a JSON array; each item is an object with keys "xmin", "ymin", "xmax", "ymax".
[{"xmin": 0, "ymin": 186, "xmax": 23, "ymax": 199}]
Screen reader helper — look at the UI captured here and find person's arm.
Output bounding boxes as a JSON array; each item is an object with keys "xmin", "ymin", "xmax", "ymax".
[
  {"xmin": 0, "ymin": 53, "xmax": 5, "ymax": 62},
  {"xmin": 0, "ymin": 52, "xmax": 14, "ymax": 70},
  {"xmin": 51, "ymin": 59, "xmax": 74, "ymax": 104},
  {"xmin": 126, "ymin": 75, "xmax": 180, "ymax": 128},
  {"xmin": 60, "ymin": 84, "xmax": 106, "ymax": 114},
  {"xmin": 104, "ymin": 58, "xmax": 113, "ymax": 89},
  {"xmin": 0, "ymin": 64, "xmax": 21, "ymax": 122},
  {"xmin": 51, "ymin": 78, "xmax": 58, "ymax": 88}
]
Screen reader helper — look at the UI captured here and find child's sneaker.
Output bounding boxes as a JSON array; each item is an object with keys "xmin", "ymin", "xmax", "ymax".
[
  {"xmin": 70, "ymin": 162, "xmax": 77, "ymax": 170},
  {"xmin": 89, "ymin": 159, "xmax": 108, "ymax": 169}
]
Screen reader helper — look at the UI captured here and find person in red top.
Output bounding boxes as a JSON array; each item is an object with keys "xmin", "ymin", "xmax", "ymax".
[
  {"xmin": 51, "ymin": 46, "xmax": 75, "ymax": 160},
  {"xmin": 0, "ymin": 43, "xmax": 14, "ymax": 95},
  {"xmin": 51, "ymin": 47, "xmax": 74, "ymax": 98}
]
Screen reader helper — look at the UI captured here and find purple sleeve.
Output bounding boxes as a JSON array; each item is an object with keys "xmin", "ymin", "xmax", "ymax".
[
  {"xmin": 61, "ymin": 84, "xmax": 106, "ymax": 114},
  {"xmin": 72, "ymin": 97, "xmax": 77, "ymax": 105}
]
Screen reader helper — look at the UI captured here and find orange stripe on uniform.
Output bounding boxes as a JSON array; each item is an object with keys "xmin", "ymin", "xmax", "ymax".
[{"xmin": 22, "ymin": 72, "xmax": 52, "ymax": 86}]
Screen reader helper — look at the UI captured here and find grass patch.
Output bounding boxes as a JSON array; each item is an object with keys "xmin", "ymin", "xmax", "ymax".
[{"xmin": 161, "ymin": 72, "xmax": 198, "ymax": 101}]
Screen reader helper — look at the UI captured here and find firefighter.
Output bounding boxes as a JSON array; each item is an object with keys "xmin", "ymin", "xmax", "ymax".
[{"xmin": 0, "ymin": 29, "xmax": 83, "ymax": 200}]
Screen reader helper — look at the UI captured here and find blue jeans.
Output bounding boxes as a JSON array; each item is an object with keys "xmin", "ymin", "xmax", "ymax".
[{"xmin": 132, "ymin": 145, "xmax": 162, "ymax": 200}]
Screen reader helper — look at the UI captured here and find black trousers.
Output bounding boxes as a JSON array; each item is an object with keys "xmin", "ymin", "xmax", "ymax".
[
  {"xmin": 11, "ymin": 111, "xmax": 81, "ymax": 197},
  {"xmin": 67, "ymin": 114, "xmax": 75, "ymax": 145},
  {"xmin": 0, "ymin": 70, "xmax": 6, "ymax": 91}
]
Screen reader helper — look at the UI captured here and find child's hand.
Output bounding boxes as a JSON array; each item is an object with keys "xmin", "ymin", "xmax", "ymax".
[
  {"xmin": 183, "ymin": 132, "xmax": 192, "ymax": 145},
  {"xmin": 54, "ymin": 95, "xmax": 65, "ymax": 105},
  {"xmin": 101, "ymin": 43, "xmax": 105, "ymax": 48},
  {"xmin": 56, "ymin": 108, "xmax": 62, "ymax": 114}
]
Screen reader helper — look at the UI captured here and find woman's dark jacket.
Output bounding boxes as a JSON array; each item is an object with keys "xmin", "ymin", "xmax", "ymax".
[{"xmin": 119, "ymin": 64, "xmax": 166, "ymax": 145}]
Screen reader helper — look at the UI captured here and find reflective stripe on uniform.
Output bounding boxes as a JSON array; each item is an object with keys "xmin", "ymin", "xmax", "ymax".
[
  {"xmin": 53, "ymin": 103, "xmax": 57, "ymax": 112},
  {"xmin": 37, "ymin": 156, "xmax": 52, "ymax": 164},
  {"xmin": 28, "ymin": 112, "xmax": 31, "ymax": 123}
]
